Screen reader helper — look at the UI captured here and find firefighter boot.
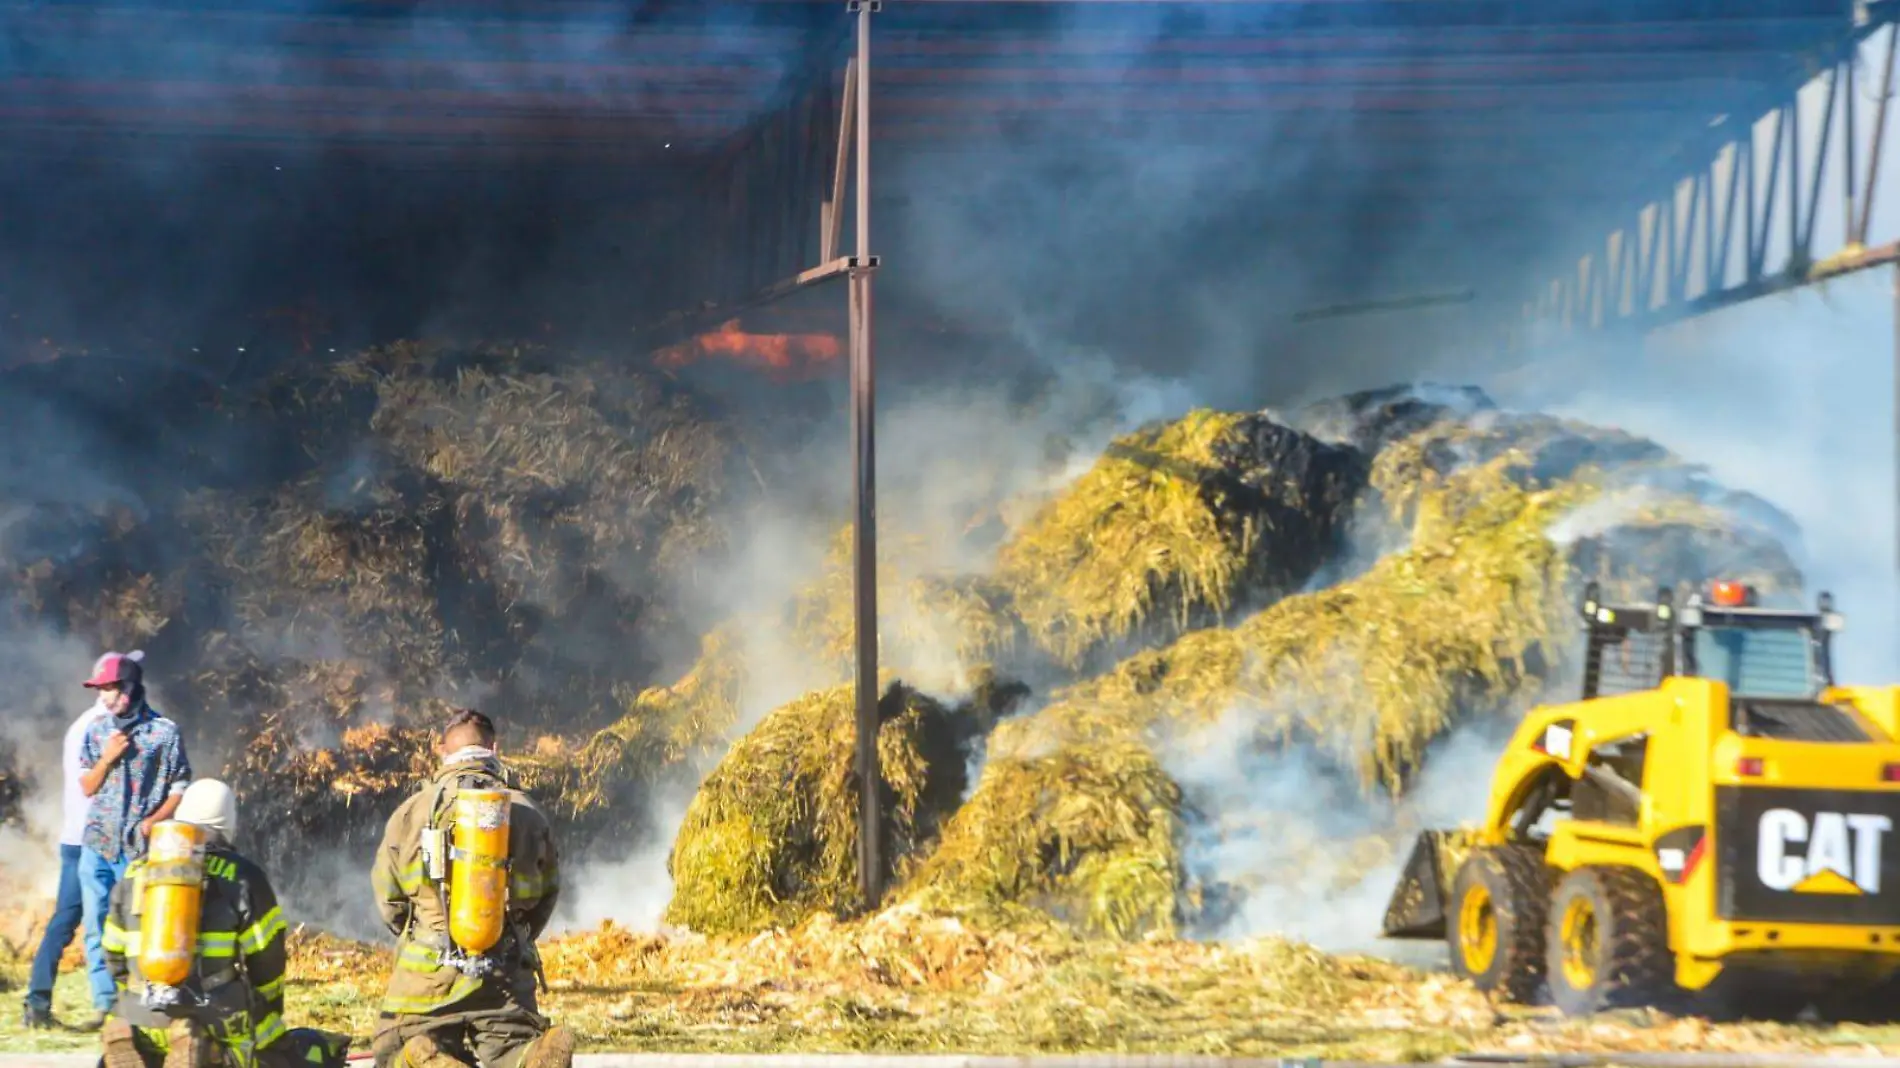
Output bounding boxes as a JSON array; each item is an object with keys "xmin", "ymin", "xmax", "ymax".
[
  {"xmin": 162, "ymin": 1019, "xmax": 216, "ymax": 1068},
  {"xmin": 399, "ymin": 1034, "xmax": 464, "ymax": 1068},
  {"xmin": 101, "ymin": 1018, "xmax": 148, "ymax": 1068},
  {"xmin": 517, "ymin": 1025, "xmax": 576, "ymax": 1068}
]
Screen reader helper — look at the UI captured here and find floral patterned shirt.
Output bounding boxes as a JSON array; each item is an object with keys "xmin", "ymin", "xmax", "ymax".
[{"xmin": 79, "ymin": 706, "xmax": 192, "ymax": 863}]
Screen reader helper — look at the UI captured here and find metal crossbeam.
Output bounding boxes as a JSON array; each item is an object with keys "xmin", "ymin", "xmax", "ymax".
[
  {"xmin": 1516, "ymin": 2, "xmax": 1900, "ymax": 657},
  {"xmin": 1514, "ymin": 12, "xmax": 1900, "ymax": 342}
]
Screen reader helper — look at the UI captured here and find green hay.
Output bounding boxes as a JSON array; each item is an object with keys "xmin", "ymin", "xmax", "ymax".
[
  {"xmin": 993, "ymin": 409, "xmax": 1365, "ymax": 669},
  {"xmin": 899, "ymin": 400, "xmax": 1822, "ymax": 936},
  {"xmin": 902, "ymin": 727, "xmax": 1190, "ymax": 941},
  {"xmin": 664, "ymin": 680, "xmax": 986, "ymax": 936},
  {"xmin": 902, "ymin": 447, "xmax": 1598, "ymax": 935}
]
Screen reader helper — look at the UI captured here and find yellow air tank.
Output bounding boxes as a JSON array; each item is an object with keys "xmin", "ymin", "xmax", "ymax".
[
  {"xmin": 139, "ymin": 820, "xmax": 207, "ymax": 987},
  {"xmin": 449, "ymin": 789, "xmax": 511, "ymax": 955}
]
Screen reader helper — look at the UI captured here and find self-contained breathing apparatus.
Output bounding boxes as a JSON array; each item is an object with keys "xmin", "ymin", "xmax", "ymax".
[
  {"xmin": 418, "ymin": 779, "xmax": 529, "ymax": 982},
  {"xmin": 130, "ymin": 821, "xmax": 286, "ymax": 1068},
  {"xmin": 136, "ymin": 820, "xmax": 207, "ymax": 1009}
]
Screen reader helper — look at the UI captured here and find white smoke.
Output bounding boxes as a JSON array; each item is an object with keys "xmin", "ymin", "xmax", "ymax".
[{"xmin": 1165, "ymin": 708, "xmax": 1513, "ymax": 958}]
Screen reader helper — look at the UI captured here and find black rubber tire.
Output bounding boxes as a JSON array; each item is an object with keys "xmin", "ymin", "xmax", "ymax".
[
  {"xmin": 1446, "ymin": 843, "xmax": 1551, "ymax": 1003},
  {"xmin": 1545, "ymin": 865, "xmax": 1679, "ymax": 1016}
]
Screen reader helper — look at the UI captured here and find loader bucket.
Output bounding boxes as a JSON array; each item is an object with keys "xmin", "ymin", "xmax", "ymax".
[{"xmin": 1381, "ymin": 829, "xmax": 1454, "ymax": 939}]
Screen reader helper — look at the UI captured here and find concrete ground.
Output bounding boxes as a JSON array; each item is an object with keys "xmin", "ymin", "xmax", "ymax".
[{"xmin": 3, "ymin": 1048, "xmax": 1900, "ymax": 1056}]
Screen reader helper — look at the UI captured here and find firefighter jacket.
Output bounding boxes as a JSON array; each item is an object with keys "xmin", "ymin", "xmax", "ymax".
[
  {"xmin": 371, "ymin": 757, "xmax": 560, "ymax": 1016},
  {"xmin": 100, "ymin": 842, "xmax": 290, "ymax": 1051}
]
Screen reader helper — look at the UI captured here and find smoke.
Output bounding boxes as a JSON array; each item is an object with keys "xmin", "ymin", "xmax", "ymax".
[
  {"xmin": 0, "ymin": 1, "xmax": 806, "ymax": 361},
  {"xmin": 0, "ymin": 625, "xmax": 113, "ymax": 895},
  {"xmin": 551, "ymin": 781, "xmax": 695, "ymax": 934},
  {"xmin": 1163, "ymin": 707, "xmax": 1516, "ymax": 958}
]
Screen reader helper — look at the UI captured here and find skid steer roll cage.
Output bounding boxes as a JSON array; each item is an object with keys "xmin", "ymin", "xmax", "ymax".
[
  {"xmin": 1578, "ymin": 581, "xmax": 1841, "ymax": 701},
  {"xmin": 1381, "ymin": 581, "xmax": 1848, "ymax": 943}
]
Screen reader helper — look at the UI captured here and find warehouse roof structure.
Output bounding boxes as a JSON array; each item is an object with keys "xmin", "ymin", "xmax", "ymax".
[{"xmin": 0, "ymin": 0, "xmax": 1884, "ymax": 327}]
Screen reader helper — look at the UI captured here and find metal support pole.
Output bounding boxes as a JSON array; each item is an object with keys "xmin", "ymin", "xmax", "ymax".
[{"xmin": 847, "ymin": 0, "xmax": 884, "ymax": 913}]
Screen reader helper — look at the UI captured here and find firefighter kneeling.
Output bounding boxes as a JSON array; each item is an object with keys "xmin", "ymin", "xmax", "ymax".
[
  {"xmin": 98, "ymin": 779, "xmax": 350, "ymax": 1068},
  {"xmin": 371, "ymin": 708, "xmax": 569, "ymax": 1068}
]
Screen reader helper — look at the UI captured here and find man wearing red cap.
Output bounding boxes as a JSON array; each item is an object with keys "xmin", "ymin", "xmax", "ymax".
[{"xmin": 76, "ymin": 650, "xmax": 193, "ymax": 1022}]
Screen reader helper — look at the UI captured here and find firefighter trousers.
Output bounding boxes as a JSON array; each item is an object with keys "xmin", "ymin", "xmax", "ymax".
[
  {"xmin": 104, "ymin": 1022, "xmax": 349, "ymax": 1068},
  {"xmin": 370, "ymin": 973, "xmax": 555, "ymax": 1068}
]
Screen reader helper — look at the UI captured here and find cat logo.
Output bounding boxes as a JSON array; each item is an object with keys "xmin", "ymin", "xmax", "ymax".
[{"xmin": 1757, "ymin": 809, "xmax": 1893, "ymax": 895}]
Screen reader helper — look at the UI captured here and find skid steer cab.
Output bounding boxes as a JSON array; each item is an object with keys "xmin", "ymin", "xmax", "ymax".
[{"xmin": 1381, "ymin": 579, "xmax": 1900, "ymax": 1018}]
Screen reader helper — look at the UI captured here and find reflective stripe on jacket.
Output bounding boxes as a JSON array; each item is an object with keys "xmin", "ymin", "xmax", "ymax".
[
  {"xmin": 371, "ymin": 760, "xmax": 561, "ymax": 1015},
  {"xmin": 102, "ymin": 842, "xmax": 290, "ymax": 1053}
]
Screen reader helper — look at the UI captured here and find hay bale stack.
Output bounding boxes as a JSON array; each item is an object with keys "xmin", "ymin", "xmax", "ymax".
[
  {"xmin": 993, "ymin": 410, "xmax": 1367, "ymax": 670},
  {"xmin": 1284, "ymin": 382, "xmax": 1496, "ymax": 457},
  {"xmin": 904, "ymin": 707, "xmax": 1193, "ymax": 940},
  {"xmin": 664, "ymin": 680, "xmax": 1012, "ymax": 936},
  {"xmin": 903, "ymin": 450, "xmax": 1581, "ymax": 937},
  {"xmin": 180, "ymin": 471, "xmax": 450, "ymax": 685},
  {"xmin": 366, "ymin": 344, "xmax": 729, "ymax": 612},
  {"xmin": 897, "ymin": 393, "xmax": 1811, "ymax": 937},
  {"xmin": 1356, "ymin": 398, "xmax": 1804, "ymax": 603}
]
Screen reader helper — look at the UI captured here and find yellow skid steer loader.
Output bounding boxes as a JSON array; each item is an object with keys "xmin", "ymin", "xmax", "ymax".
[{"xmin": 1381, "ymin": 580, "xmax": 1900, "ymax": 1019}]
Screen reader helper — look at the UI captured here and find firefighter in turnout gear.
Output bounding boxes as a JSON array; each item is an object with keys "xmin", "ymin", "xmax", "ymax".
[
  {"xmin": 370, "ymin": 709, "xmax": 569, "ymax": 1068},
  {"xmin": 98, "ymin": 779, "xmax": 351, "ymax": 1068}
]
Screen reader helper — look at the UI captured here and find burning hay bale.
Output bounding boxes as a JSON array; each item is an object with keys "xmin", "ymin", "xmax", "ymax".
[
  {"xmin": 1357, "ymin": 401, "xmax": 1804, "ymax": 603},
  {"xmin": 993, "ymin": 409, "xmax": 1367, "ymax": 670},
  {"xmin": 0, "ymin": 501, "xmax": 183, "ymax": 649},
  {"xmin": 230, "ymin": 720, "xmax": 437, "ymax": 889},
  {"xmin": 664, "ymin": 680, "xmax": 1004, "ymax": 936},
  {"xmin": 514, "ymin": 624, "xmax": 751, "ymax": 829}
]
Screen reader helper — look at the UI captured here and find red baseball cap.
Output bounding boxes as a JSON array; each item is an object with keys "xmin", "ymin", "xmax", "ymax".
[{"xmin": 83, "ymin": 651, "xmax": 144, "ymax": 689}]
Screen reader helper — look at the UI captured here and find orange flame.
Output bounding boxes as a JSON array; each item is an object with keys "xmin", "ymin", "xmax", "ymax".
[{"xmin": 654, "ymin": 319, "xmax": 843, "ymax": 381}]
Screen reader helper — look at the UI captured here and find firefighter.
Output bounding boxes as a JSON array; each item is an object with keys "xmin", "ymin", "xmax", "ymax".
[
  {"xmin": 98, "ymin": 778, "xmax": 350, "ymax": 1068},
  {"xmin": 370, "ymin": 708, "xmax": 569, "ymax": 1068}
]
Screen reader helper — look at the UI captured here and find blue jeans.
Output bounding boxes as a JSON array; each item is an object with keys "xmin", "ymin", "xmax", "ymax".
[
  {"xmin": 78, "ymin": 847, "xmax": 130, "ymax": 1012},
  {"xmin": 25, "ymin": 844, "xmax": 86, "ymax": 1012}
]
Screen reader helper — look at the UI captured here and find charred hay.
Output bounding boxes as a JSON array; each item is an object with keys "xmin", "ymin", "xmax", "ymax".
[{"xmin": 0, "ymin": 340, "xmax": 750, "ymax": 874}]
